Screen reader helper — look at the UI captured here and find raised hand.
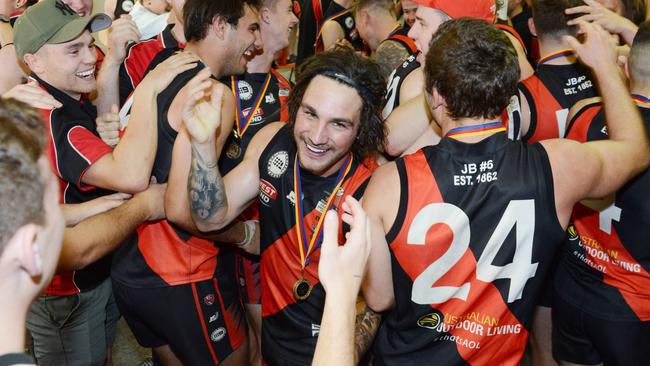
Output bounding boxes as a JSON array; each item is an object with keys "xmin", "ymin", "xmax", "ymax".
[
  {"xmin": 319, "ymin": 196, "xmax": 371, "ymax": 297},
  {"xmin": 563, "ymin": 21, "xmax": 619, "ymax": 72},
  {"xmin": 140, "ymin": 51, "xmax": 200, "ymax": 94},
  {"xmin": 566, "ymin": 0, "xmax": 637, "ymax": 45},
  {"xmin": 181, "ymin": 69, "xmax": 226, "ymax": 144},
  {"xmin": 106, "ymin": 15, "xmax": 141, "ymax": 64}
]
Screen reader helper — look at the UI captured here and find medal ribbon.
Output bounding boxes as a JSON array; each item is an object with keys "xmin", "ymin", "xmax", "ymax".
[
  {"xmin": 538, "ymin": 49, "xmax": 575, "ymax": 65},
  {"xmin": 446, "ymin": 121, "xmax": 506, "ymax": 140},
  {"xmin": 231, "ymin": 73, "xmax": 272, "ymax": 139},
  {"xmin": 631, "ymin": 94, "xmax": 650, "ymax": 107},
  {"xmin": 294, "ymin": 154, "xmax": 353, "ymax": 269}
]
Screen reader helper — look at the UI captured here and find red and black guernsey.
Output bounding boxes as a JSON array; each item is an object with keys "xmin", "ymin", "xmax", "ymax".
[
  {"xmin": 119, "ymin": 24, "xmax": 183, "ymax": 106},
  {"xmin": 258, "ymin": 126, "xmax": 372, "ymax": 365},
  {"xmin": 219, "ymin": 69, "xmax": 292, "ymax": 175},
  {"xmin": 383, "ymin": 53, "xmax": 420, "ymax": 119},
  {"xmin": 315, "ymin": 2, "xmax": 364, "ymax": 53},
  {"xmin": 374, "ymin": 132, "xmax": 565, "ymax": 366},
  {"xmin": 382, "ymin": 25, "xmax": 417, "ymax": 57},
  {"xmin": 518, "ymin": 62, "xmax": 596, "ymax": 143},
  {"xmin": 34, "ymin": 74, "xmax": 115, "ymax": 296},
  {"xmin": 554, "ymin": 102, "xmax": 650, "ymax": 321},
  {"xmin": 111, "ymin": 63, "xmax": 236, "ymax": 290}
]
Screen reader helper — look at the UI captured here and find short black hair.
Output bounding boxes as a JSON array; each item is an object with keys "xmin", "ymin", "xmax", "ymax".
[
  {"xmin": 629, "ymin": 20, "xmax": 650, "ymax": 83},
  {"xmin": 288, "ymin": 47, "xmax": 387, "ymax": 161},
  {"xmin": 183, "ymin": 0, "xmax": 261, "ymax": 43},
  {"xmin": 531, "ymin": 0, "xmax": 585, "ymax": 41},
  {"xmin": 424, "ymin": 18, "xmax": 519, "ymax": 120}
]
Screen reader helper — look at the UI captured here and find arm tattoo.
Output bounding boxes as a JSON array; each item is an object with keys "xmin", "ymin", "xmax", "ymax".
[
  {"xmin": 375, "ymin": 40, "xmax": 411, "ymax": 79},
  {"xmin": 354, "ymin": 305, "xmax": 382, "ymax": 362},
  {"xmin": 188, "ymin": 144, "xmax": 227, "ymax": 224}
]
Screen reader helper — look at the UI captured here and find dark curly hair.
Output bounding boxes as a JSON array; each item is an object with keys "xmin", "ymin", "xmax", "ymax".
[
  {"xmin": 424, "ymin": 18, "xmax": 519, "ymax": 120},
  {"xmin": 287, "ymin": 47, "xmax": 387, "ymax": 161},
  {"xmin": 184, "ymin": 0, "xmax": 262, "ymax": 43}
]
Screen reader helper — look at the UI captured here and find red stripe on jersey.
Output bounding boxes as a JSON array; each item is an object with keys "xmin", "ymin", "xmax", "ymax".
[
  {"xmin": 213, "ymin": 278, "xmax": 246, "ymax": 350},
  {"xmin": 496, "ymin": 24, "xmax": 526, "ymax": 54},
  {"xmin": 136, "ymin": 221, "xmax": 220, "ymax": 285},
  {"xmin": 572, "ymin": 204, "xmax": 650, "ymax": 320},
  {"xmin": 124, "ymin": 37, "xmax": 165, "ymax": 89},
  {"xmin": 520, "ymin": 75, "xmax": 564, "ymax": 142},
  {"xmin": 271, "ymin": 68, "xmax": 292, "ymax": 123},
  {"xmin": 565, "ymin": 104, "xmax": 601, "ymax": 142},
  {"xmin": 66, "ymin": 126, "xmax": 113, "ymax": 188},
  {"xmin": 391, "ymin": 152, "xmax": 528, "ymax": 365}
]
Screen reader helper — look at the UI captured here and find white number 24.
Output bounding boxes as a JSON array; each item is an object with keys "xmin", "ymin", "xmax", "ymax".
[{"xmin": 407, "ymin": 200, "xmax": 538, "ymax": 304}]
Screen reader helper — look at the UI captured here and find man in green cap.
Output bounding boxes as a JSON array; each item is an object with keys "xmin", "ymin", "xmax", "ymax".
[{"xmin": 12, "ymin": 0, "xmax": 196, "ymax": 364}]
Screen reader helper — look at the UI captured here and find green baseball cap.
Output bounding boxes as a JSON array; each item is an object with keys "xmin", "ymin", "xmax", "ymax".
[{"xmin": 13, "ymin": 0, "xmax": 111, "ymax": 59}]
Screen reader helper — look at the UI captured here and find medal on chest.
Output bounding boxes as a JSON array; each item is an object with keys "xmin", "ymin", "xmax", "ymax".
[
  {"xmin": 228, "ymin": 74, "xmax": 272, "ymax": 160},
  {"xmin": 292, "ymin": 154, "xmax": 353, "ymax": 301}
]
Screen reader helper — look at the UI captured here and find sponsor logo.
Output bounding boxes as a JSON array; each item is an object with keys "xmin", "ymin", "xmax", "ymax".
[
  {"xmin": 417, "ymin": 312, "xmax": 442, "ymax": 330},
  {"xmin": 237, "ymin": 80, "xmax": 254, "ymax": 100},
  {"xmin": 345, "ymin": 16, "xmax": 354, "ymax": 29},
  {"xmin": 259, "ymin": 179, "xmax": 278, "ymax": 206},
  {"xmin": 286, "ymin": 190, "xmax": 297, "ymax": 206},
  {"xmin": 211, "ymin": 327, "xmax": 227, "ymax": 342},
  {"xmin": 209, "ymin": 312, "xmax": 220, "ymax": 323},
  {"xmin": 279, "ymin": 88, "xmax": 290, "ymax": 97},
  {"xmin": 567, "ymin": 224, "xmax": 579, "ymax": 241},
  {"xmin": 267, "ymin": 151, "xmax": 289, "ymax": 178},
  {"xmin": 316, "ymin": 199, "xmax": 327, "ymax": 213},
  {"xmin": 311, "ymin": 324, "xmax": 320, "ymax": 337},
  {"xmin": 204, "ymin": 294, "xmax": 215, "ymax": 306},
  {"xmin": 242, "ymin": 106, "xmax": 265, "ymax": 125},
  {"xmin": 265, "ymin": 94, "xmax": 276, "ymax": 104}
]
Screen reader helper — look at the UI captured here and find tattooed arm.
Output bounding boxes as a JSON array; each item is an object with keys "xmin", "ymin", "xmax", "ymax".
[
  {"xmin": 374, "ymin": 40, "xmax": 411, "ymax": 80},
  {"xmin": 182, "ymin": 72, "xmax": 282, "ymax": 231},
  {"xmin": 354, "ymin": 305, "xmax": 382, "ymax": 362}
]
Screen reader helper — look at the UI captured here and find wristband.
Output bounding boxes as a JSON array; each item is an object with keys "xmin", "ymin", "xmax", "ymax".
[{"xmin": 235, "ymin": 220, "xmax": 257, "ymax": 248}]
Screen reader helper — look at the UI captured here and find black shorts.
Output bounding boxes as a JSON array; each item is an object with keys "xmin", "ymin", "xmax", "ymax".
[
  {"xmin": 552, "ymin": 294, "xmax": 650, "ymax": 366},
  {"xmin": 112, "ymin": 278, "xmax": 247, "ymax": 365}
]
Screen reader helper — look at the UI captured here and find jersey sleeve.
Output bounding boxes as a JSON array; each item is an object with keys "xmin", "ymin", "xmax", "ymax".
[{"xmin": 49, "ymin": 112, "xmax": 113, "ymax": 189}]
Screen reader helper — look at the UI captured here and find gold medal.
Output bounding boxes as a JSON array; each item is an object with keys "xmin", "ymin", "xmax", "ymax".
[{"xmin": 293, "ymin": 278, "xmax": 312, "ymax": 301}]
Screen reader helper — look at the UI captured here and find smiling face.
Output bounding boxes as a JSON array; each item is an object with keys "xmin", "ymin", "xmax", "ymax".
[
  {"xmin": 408, "ymin": 6, "xmax": 448, "ymax": 63},
  {"xmin": 401, "ymin": 0, "xmax": 418, "ymax": 27},
  {"xmin": 264, "ymin": 0, "xmax": 298, "ymax": 52},
  {"xmin": 223, "ymin": 4, "xmax": 263, "ymax": 75},
  {"xmin": 293, "ymin": 75, "xmax": 363, "ymax": 177},
  {"xmin": 28, "ymin": 30, "xmax": 98, "ymax": 100}
]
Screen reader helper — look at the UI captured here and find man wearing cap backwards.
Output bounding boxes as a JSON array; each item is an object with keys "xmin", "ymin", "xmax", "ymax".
[
  {"xmin": 382, "ymin": 0, "xmax": 535, "ymax": 157},
  {"xmin": 362, "ymin": 17, "xmax": 649, "ymax": 366},
  {"xmin": 11, "ymin": 0, "xmax": 195, "ymax": 364},
  {"xmin": 181, "ymin": 47, "xmax": 386, "ymax": 365}
]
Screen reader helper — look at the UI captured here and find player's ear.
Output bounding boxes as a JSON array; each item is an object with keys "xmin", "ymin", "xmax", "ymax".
[
  {"xmin": 6, "ymin": 224, "xmax": 43, "ymax": 278},
  {"xmin": 213, "ymin": 15, "xmax": 228, "ymax": 40},
  {"xmin": 528, "ymin": 18, "xmax": 537, "ymax": 37},
  {"xmin": 260, "ymin": 6, "xmax": 272, "ymax": 24}
]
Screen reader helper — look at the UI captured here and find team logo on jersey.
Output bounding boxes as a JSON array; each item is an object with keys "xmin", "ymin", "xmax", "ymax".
[
  {"xmin": 265, "ymin": 94, "xmax": 276, "ymax": 104},
  {"xmin": 417, "ymin": 312, "xmax": 442, "ymax": 330},
  {"xmin": 259, "ymin": 179, "xmax": 278, "ymax": 206},
  {"xmin": 209, "ymin": 312, "xmax": 220, "ymax": 323},
  {"xmin": 211, "ymin": 327, "xmax": 226, "ymax": 342},
  {"xmin": 345, "ymin": 16, "xmax": 354, "ymax": 29},
  {"xmin": 286, "ymin": 190, "xmax": 297, "ymax": 206},
  {"xmin": 237, "ymin": 80, "xmax": 254, "ymax": 101},
  {"xmin": 267, "ymin": 151, "xmax": 289, "ymax": 178},
  {"xmin": 204, "ymin": 294, "xmax": 215, "ymax": 306}
]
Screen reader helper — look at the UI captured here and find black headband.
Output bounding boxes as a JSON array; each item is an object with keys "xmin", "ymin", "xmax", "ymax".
[{"xmin": 318, "ymin": 70, "xmax": 375, "ymax": 103}]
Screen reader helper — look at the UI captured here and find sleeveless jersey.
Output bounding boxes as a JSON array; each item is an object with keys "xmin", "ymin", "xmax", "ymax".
[
  {"xmin": 296, "ymin": 0, "xmax": 332, "ymax": 64},
  {"xmin": 555, "ymin": 102, "xmax": 650, "ymax": 321},
  {"xmin": 374, "ymin": 132, "xmax": 565, "ymax": 366},
  {"xmin": 518, "ymin": 63, "xmax": 596, "ymax": 143},
  {"xmin": 381, "ymin": 25, "xmax": 417, "ymax": 57},
  {"xmin": 35, "ymin": 74, "xmax": 114, "ymax": 296},
  {"xmin": 315, "ymin": 2, "xmax": 364, "ymax": 53},
  {"xmin": 111, "ymin": 63, "xmax": 235, "ymax": 289},
  {"xmin": 383, "ymin": 53, "xmax": 420, "ymax": 119},
  {"xmin": 219, "ymin": 69, "xmax": 292, "ymax": 175},
  {"xmin": 258, "ymin": 126, "xmax": 372, "ymax": 365},
  {"xmin": 119, "ymin": 24, "xmax": 183, "ymax": 106}
]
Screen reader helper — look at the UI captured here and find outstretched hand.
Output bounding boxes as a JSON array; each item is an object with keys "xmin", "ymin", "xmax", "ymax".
[
  {"xmin": 566, "ymin": 0, "xmax": 637, "ymax": 44},
  {"xmin": 319, "ymin": 196, "xmax": 371, "ymax": 297},
  {"xmin": 563, "ymin": 21, "xmax": 618, "ymax": 72},
  {"xmin": 181, "ymin": 69, "xmax": 226, "ymax": 144}
]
